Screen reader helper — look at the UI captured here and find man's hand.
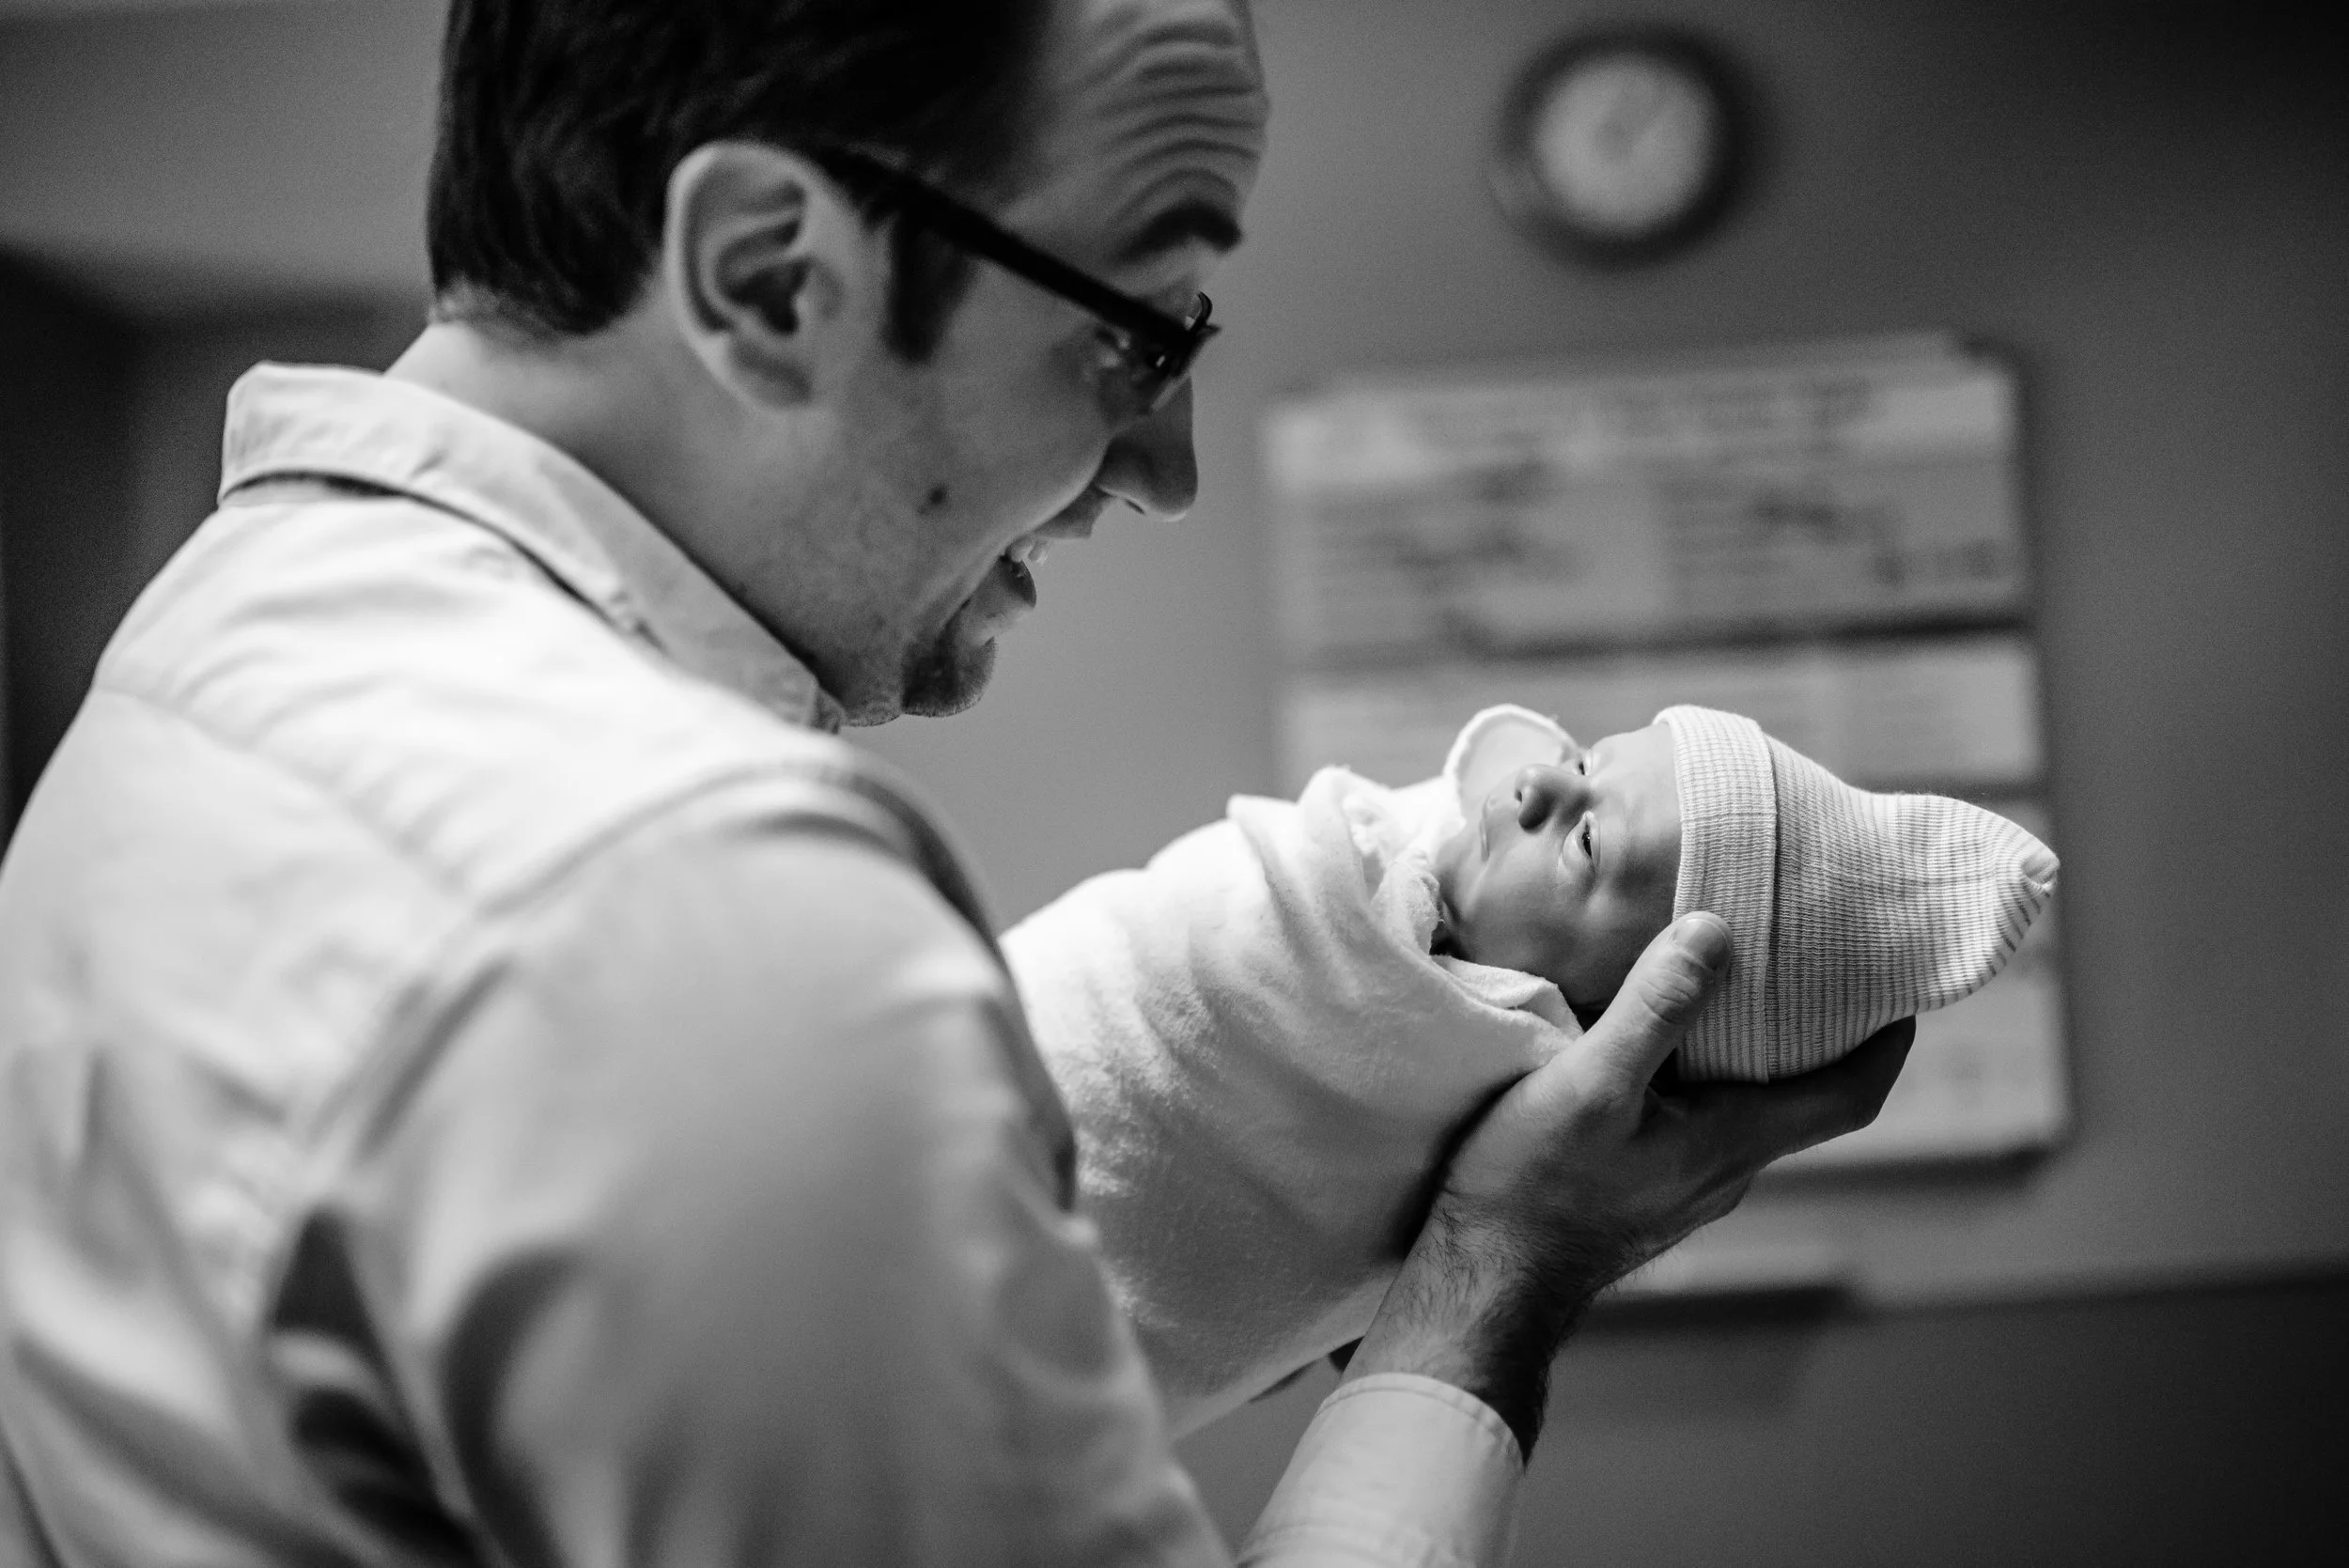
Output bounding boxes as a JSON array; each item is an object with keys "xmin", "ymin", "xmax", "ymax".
[{"xmin": 1345, "ymin": 913, "xmax": 1914, "ymax": 1456}]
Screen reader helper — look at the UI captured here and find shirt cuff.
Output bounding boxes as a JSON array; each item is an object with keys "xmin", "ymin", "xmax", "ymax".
[{"xmin": 1236, "ymin": 1374, "xmax": 1524, "ymax": 1568}]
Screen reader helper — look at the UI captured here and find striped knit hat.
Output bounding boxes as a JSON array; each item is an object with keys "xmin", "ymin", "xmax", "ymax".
[{"xmin": 1655, "ymin": 705, "xmax": 2059, "ymax": 1082}]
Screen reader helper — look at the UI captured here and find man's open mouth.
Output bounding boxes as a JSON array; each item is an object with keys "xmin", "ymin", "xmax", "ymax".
[
  {"xmin": 991, "ymin": 489, "xmax": 1104, "ymax": 613},
  {"xmin": 995, "ymin": 534, "xmax": 1048, "ymax": 607}
]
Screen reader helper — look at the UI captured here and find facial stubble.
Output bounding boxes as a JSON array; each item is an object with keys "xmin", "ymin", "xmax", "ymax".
[{"xmin": 894, "ymin": 603, "xmax": 998, "ymax": 719}]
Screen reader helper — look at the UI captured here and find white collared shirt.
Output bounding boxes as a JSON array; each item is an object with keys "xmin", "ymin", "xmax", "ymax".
[{"xmin": 0, "ymin": 365, "xmax": 1521, "ymax": 1566}]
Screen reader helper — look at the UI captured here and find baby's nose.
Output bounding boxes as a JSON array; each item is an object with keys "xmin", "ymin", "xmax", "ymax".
[{"xmin": 1514, "ymin": 763, "xmax": 1585, "ymax": 831}]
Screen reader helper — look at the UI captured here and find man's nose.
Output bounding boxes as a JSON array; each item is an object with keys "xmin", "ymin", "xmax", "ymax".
[
  {"xmin": 1092, "ymin": 380, "xmax": 1199, "ymax": 521},
  {"xmin": 1514, "ymin": 763, "xmax": 1587, "ymax": 831}
]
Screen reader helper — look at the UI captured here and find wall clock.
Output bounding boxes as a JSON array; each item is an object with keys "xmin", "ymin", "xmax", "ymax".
[{"xmin": 1490, "ymin": 28, "xmax": 1747, "ymax": 267}]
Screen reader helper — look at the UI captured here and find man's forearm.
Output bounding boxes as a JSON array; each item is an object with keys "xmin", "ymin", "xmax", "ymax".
[{"xmin": 1343, "ymin": 1203, "xmax": 1630, "ymax": 1458}]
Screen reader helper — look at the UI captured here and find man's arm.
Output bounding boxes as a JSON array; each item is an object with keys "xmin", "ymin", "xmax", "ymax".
[
  {"xmin": 1345, "ymin": 915, "xmax": 1913, "ymax": 1454},
  {"xmin": 1229, "ymin": 917, "xmax": 1908, "ymax": 1563}
]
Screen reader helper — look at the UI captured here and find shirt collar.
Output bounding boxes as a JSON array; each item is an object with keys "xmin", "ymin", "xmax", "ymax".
[{"xmin": 217, "ymin": 363, "xmax": 845, "ymax": 733}]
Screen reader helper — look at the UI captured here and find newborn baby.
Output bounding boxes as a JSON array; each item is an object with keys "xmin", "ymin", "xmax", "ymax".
[
  {"xmin": 1003, "ymin": 704, "xmax": 2056, "ymax": 1425},
  {"xmin": 1406, "ymin": 702, "xmax": 2059, "ymax": 1079}
]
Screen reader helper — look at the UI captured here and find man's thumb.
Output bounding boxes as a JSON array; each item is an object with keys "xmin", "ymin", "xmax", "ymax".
[{"xmin": 1583, "ymin": 913, "xmax": 1730, "ymax": 1087}]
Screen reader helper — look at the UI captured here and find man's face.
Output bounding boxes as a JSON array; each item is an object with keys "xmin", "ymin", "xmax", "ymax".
[
  {"xmin": 823, "ymin": 0, "xmax": 1268, "ymax": 722},
  {"xmin": 1436, "ymin": 722, "xmax": 1684, "ymax": 1010}
]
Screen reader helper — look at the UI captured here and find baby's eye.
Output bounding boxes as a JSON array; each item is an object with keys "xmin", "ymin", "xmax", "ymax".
[{"xmin": 1578, "ymin": 815, "xmax": 1595, "ymax": 856}]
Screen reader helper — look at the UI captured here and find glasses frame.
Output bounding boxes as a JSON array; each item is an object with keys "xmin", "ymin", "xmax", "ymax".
[{"xmin": 817, "ymin": 147, "xmax": 1217, "ymax": 413}]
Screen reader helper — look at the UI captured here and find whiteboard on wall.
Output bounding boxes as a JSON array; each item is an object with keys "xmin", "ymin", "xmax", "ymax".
[
  {"xmin": 1267, "ymin": 334, "xmax": 2030, "ymax": 661},
  {"xmin": 1267, "ymin": 336, "xmax": 2064, "ymax": 1172}
]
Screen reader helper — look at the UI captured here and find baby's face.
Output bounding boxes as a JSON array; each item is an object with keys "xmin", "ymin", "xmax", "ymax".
[{"xmin": 1435, "ymin": 722, "xmax": 1682, "ymax": 1010}]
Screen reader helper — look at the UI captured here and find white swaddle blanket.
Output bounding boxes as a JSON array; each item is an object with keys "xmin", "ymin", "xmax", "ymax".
[{"xmin": 1001, "ymin": 707, "xmax": 1580, "ymax": 1428}]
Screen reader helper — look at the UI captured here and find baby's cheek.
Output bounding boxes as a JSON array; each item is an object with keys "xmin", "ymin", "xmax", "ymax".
[
  {"xmin": 1523, "ymin": 917, "xmax": 1607, "ymax": 1004},
  {"xmin": 1562, "ymin": 913, "xmax": 1667, "ymax": 1010}
]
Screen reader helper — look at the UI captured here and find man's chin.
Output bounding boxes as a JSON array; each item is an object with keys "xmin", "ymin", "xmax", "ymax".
[{"xmin": 896, "ymin": 631, "xmax": 998, "ymax": 719}]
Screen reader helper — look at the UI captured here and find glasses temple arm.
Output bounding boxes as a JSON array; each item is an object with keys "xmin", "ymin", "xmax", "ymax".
[{"xmin": 824, "ymin": 150, "xmax": 1200, "ymax": 357}]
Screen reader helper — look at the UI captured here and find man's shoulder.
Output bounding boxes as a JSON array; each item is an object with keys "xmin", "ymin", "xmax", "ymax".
[{"xmin": 92, "ymin": 488, "xmax": 882, "ymax": 914}]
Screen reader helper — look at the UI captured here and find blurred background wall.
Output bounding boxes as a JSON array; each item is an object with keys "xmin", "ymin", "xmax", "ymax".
[
  {"xmin": 0, "ymin": 0, "xmax": 431, "ymax": 820},
  {"xmin": 2, "ymin": 1, "xmax": 2342, "ymax": 1561}
]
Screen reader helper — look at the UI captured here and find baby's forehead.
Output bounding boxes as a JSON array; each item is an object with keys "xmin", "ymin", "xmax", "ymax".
[
  {"xmin": 1590, "ymin": 722, "xmax": 1685, "ymax": 816},
  {"xmin": 1591, "ymin": 720, "xmax": 1672, "ymax": 764}
]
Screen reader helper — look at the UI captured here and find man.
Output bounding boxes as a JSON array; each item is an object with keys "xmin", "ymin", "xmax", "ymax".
[{"xmin": 0, "ymin": 1, "xmax": 1906, "ymax": 1562}]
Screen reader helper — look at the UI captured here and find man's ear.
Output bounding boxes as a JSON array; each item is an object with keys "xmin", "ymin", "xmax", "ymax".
[{"xmin": 659, "ymin": 142, "xmax": 880, "ymax": 408}]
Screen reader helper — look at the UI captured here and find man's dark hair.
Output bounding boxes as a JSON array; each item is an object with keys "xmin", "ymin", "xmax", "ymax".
[{"xmin": 427, "ymin": 0, "xmax": 1050, "ymax": 358}]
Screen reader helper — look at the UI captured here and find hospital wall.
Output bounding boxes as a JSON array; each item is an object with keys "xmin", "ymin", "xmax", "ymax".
[
  {"xmin": 0, "ymin": 259, "xmax": 134, "ymax": 820},
  {"xmin": 0, "ymin": 1, "xmax": 2343, "ymax": 1562}
]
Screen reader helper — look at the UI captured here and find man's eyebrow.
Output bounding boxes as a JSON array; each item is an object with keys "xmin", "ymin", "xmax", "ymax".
[{"xmin": 1113, "ymin": 200, "xmax": 1243, "ymax": 267}]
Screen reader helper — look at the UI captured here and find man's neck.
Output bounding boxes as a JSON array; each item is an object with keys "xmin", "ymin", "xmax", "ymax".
[
  {"xmin": 389, "ymin": 318, "xmax": 763, "ymax": 615},
  {"xmin": 390, "ymin": 318, "xmax": 665, "ymax": 493},
  {"xmin": 386, "ymin": 317, "xmax": 860, "ymax": 720}
]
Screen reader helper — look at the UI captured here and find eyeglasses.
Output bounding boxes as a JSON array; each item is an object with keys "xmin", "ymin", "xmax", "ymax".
[{"xmin": 818, "ymin": 147, "xmax": 1218, "ymax": 415}]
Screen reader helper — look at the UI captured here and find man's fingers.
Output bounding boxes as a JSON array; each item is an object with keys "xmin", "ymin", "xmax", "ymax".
[
  {"xmin": 1576, "ymin": 913, "xmax": 1731, "ymax": 1091},
  {"xmin": 1689, "ymin": 1017, "xmax": 1917, "ymax": 1170}
]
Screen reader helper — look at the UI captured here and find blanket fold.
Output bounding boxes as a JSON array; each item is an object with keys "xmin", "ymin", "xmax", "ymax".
[{"xmin": 1003, "ymin": 763, "xmax": 1577, "ymax": 1430}]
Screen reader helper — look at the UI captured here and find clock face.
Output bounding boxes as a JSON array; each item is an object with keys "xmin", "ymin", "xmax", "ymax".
[
  {"xmin": 1493, "ymin": 32, "xmax": 1743, "ymax": 264},
  {"xmin": 1532, "ymin": 55, "xmax": 1721, "ymax": 235}
]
